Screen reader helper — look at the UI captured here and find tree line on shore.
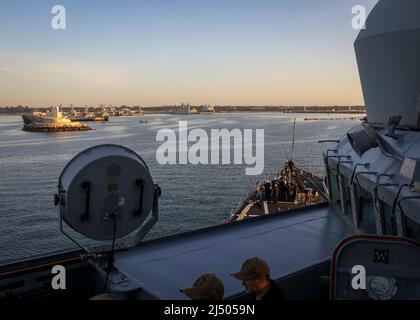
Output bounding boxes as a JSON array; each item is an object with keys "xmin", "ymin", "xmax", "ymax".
[{"xmin": 0, "ymin": 105, "xmax": 366, "ymax": 115}]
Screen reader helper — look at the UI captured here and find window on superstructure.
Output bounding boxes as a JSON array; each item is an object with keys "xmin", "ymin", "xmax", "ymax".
[
  {"xmin": 379, "ymin": 201, "xmax": 398, "ymax": 236},
  {"xmin": 356, "ymin": 187, "xmax": 377, "ymax": 234},
  {"xmin": 405, "ymin": 216, "xmax": 420, "ymax": 242},
  {"xmin": 341, "ymin": 175, "xmax": 353, "ymax": 223},
  {"xmin": 327, "ymin": 167, "xmax": 341, "ymax": 212}
]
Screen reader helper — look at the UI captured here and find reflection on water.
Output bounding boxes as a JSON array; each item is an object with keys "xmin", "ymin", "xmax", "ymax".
[{"xmin": 0, "ymin": 113, "xmax": 360, "ymax": 264}]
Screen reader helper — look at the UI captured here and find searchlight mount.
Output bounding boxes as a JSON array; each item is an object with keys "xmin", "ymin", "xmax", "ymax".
[{"xmin": 54, "ymin": 144, "xmax": 161, "ymax": 295}]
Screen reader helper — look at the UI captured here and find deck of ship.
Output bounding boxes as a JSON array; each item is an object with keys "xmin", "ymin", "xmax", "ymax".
[
  {"xmin": 114, "ymin": 204, "xmax": 353, "ymax": 299},
  {"xmin": 245, "ymin": 201, "xmax": 317, "ymax": 218}
]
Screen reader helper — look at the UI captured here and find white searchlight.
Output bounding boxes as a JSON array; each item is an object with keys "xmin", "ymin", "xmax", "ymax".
[{"xmin": 54, "ymin": 144, "xmax": 161, "ymax": 252}]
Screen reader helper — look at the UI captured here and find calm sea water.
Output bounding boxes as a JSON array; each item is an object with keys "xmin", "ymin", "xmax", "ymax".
[{"xmin": 0, "ymin": 113, "xmax": 361, "ymax": 264}]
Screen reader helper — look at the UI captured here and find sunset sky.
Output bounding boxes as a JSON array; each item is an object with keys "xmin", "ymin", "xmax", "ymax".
[{"xmin": 0, "ymin": 0, "xmax": 378, "ymax": 107}]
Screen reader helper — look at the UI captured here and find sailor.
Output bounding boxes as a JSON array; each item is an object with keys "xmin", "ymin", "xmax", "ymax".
[
  {"xmin": 180, "ymin": 273, "xmax": 225, "ymax": 300},
  {"xmin": 314, "ymin": 191, "xmax": 320, "ymax": 203},
  {"xmin": 289, "ymin": 182, "xmax": 296, "ymax": 202},
  {"xmin": 284, "ymin": 182, "xmax": 290, "ymax": 202},
  {"xmin": 278, "ymin": 177, "xmax": 285, "ymax": 201},
  {"xmin": 252, "ymin": 189, "xmax": 261, "ymax": 203},
  {"xmin": 261, "ymin": 184, "xmax": 267, "ymax": 202},
  {"xmin": 264, "ymin": 181, "xmax": 271, "ymax": 203},
  {"xmin": 272, "ymin": 178, "xmax": 279, "ymax": 203},
  {"xmin": 255, "ymin": 182, "xmax": 262, "ymax": 201},
  {"xmin": 231, "ymin": 257, "xmax": 287, "ymax": 301}
]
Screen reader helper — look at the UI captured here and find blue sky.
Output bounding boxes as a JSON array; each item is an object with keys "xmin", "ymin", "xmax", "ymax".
[{"xmin": 0, "ymin": 0, "xmax": 378, "ymax": 107}]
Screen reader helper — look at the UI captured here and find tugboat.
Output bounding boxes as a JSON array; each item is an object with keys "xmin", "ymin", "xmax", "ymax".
[
  {"xmin": 22, "ymin": 105, "xmax": 91, "ymax": 132},
  {"xmin": 1, "ymin": 0, "xmax": 420, "ymax": 301}
]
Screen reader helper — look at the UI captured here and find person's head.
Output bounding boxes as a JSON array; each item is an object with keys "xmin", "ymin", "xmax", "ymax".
[
  {"xmin": 180, "ymin": 273, "xmax": 224, "ymax": 300},
  {"xmin": 231, "ymin": 257, "xmax": 271, "ymax": 295}
]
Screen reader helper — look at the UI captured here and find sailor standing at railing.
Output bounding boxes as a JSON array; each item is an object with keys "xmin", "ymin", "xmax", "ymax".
[
  {"xmin": 278, "ymin": 177, "xmax": 285, "ymax": 201},
  {"xmin": 264, "ymin": 180, "xmax": 271, "ymax": 203}
]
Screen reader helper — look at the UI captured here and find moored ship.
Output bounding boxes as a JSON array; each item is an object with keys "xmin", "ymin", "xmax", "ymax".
[
  {"xmin": 67, "ymin": 105, "xmax": 110, "ymax": 122},
  {"xmin": 68, "ymin": 114, "xmax": 109, "ymax": 122}
]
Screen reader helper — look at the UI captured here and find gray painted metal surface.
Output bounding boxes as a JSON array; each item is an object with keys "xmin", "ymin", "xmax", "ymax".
[
  {"xmin": 356, "ymin": 0, "xmax": 420, "ymax": 41},
  {"xmin": 355, "ymin": 0, "xmax": 420, "ymax": 127},
  {"xmin": 114, "ymin": 206, "xmax": 353, "ymax": 299},
  {"xmin": 329, "ymin": 125, "xmax": 420, "ymax": 235},
  {"xmin": 332, "ymin": 236, "xmax": 420, "ymax": 300}
]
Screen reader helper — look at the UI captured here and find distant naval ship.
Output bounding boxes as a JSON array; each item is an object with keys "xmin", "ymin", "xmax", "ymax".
[
  {"xmin": 1, "ymin": 0, "xmax": 420, "ymax": 300},
  {"xmin": 67, "ymin": 104, "xmax": 110, "ymax": 122}
]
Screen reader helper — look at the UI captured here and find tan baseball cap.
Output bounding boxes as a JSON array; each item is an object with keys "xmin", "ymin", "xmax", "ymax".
[
  {"xmin": 231, "ymin": 257, "xmax": 270, "ymax": 281},
  {"xmin": 180, "ymin": 273, "xmax": 225, "ymax": 300}
]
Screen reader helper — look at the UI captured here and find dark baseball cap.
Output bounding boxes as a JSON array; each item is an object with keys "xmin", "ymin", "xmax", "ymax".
[{"xmin": 180, "ymin": 273, "xmax": 224, "ymax": 300}]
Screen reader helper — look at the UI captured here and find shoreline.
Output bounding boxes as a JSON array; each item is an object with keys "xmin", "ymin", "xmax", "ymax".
[{"xmin": 0, "ymin": 111, "xmax": 366, "ymax": 116}]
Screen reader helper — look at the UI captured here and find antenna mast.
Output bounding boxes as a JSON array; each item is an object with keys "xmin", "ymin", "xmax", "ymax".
[{"xmin": 290, "ymin": 118, "xmax": 297, "ymax": 161}]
